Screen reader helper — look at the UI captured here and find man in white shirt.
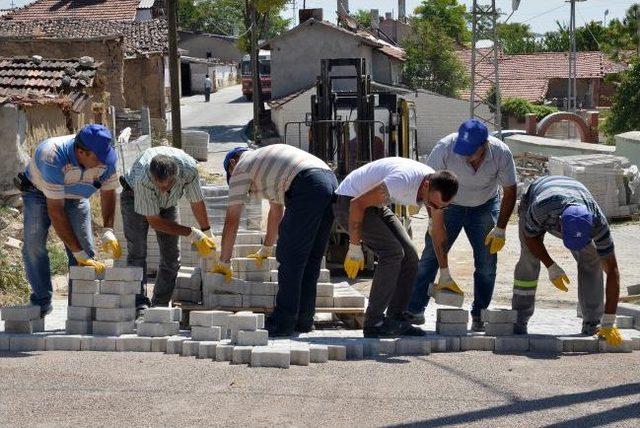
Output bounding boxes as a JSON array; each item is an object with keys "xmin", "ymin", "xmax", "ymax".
[
  {"xmin": 406, "ymin": 119, "xmax": 517, "ymax": 332},
  {"xmin": 204, "ymin": 74, "xmax": 213, "ymax": 102},
  {"xmin": 334, "ymin": 157, "xmax": 459, "ymax": 338}
]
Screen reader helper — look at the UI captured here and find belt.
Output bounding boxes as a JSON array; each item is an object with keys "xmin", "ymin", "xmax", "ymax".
[{"xmin": 119, "ymin": 176, "xmax": 133, "ymax": 192}]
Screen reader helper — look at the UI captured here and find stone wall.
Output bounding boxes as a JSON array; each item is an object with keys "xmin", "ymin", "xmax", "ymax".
[
  {"xmin": 505, "ymin": 134, "xmax": 615, "ymax": 158},
  {"xmin": 0, "ymin": 104, "xmax": 28, "ymax": 191},
  {"xmin": 123, "ymin": 54, "xmax": 166, "ymax": 123}
]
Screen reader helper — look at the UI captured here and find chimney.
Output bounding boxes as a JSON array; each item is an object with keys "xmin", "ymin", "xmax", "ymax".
[
  {"xmin": 299, "ymin": 8, "xmax": 323, "ymax": 24},
  {"xmin": 385, "ymin": 12, "xmax": 393, "ymax": 21},
  {"xmin": 370, "ymin": 9, "xmax": 379, "ymax": 30},
  {"xmin": 398, "ymin": 0, "xmax": 406, "ymax": 20},
  {"xmin": 337, "ymin": 0, "xmax": 349, "ymax": 15}
]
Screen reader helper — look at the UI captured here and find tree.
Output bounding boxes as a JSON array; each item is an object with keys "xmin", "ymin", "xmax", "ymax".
[
  {"xmin": 351, "ymin": 9, "xmax": 372, "ymax": 29},
  {"xmin": 402, "ymin": 18, "xmax": 468, "ymax": 96},
  {"xmin": 497, "ymin": 22, "xmax": 538, "ymax": 54},
  {"xmin": 603, "ymin": 58, "xmax": 640, "ymax": 142},
  {"xmin": 414, "ymin": 0, "xmax": 470, "ymax": 45}
]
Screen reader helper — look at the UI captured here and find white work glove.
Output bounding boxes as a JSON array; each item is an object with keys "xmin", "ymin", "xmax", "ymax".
[
  {"xmin": 246, "ymin": 245, "xmax": 273, "ymax": 267},
  {"xmin": 190, "ymin": 227, "xmax": 216, "ymax": 257},
  {"xmin": 434, "ymin": 267, "xmax": 464, "ymax": 295},
  {"xmin": 73, "ymin": 250, "xmax": 106, "ymax": 275},
  {"xmin": 100, "ymin": 228, "xmax": 122, "ymax": 259},
  {"xmin": 547, "ymin": 263, "xmax": 570, "ymax": 292},
  {"xmin": 484, "ymin": 227, "xmax": 506, "ymax": 254},
  {"xmin": 344, "ymin": 243, "xmax": 365, "ymax": 279},
  {"xmin": 597, "ymin": 313, "xmax": 623, "ymax": 346}
]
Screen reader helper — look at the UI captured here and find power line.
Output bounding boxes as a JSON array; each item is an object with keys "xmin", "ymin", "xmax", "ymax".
[
  {"xmin": 520, "ymin": 4, "xmax": 568, "ymax": 25},
  {"xmin": 577, "ymin": 9, "xmax": 601, "ymax": 50}
]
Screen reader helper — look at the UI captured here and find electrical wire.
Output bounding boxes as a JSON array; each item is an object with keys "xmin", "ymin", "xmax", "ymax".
[
  {"xmin": 577, "ymin": 9, "xmax": 601, "ymax": 50},
  {"xmin": 520, "ymin": 4, "xmax": 567, "ymax": 25}
]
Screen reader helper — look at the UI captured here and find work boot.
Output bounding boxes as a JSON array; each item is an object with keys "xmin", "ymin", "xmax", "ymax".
[
  {"xmin": 363, "ymin": 320, "xmax": 388, "ymax": 338},
  {"xmin": 136, "ymin": 304, "xmax": 149, "ymax": 321},
  {"xmin": 581, "ymin": 321, "xmax": 598, "ymax": 336},
  {"xmin": 265, "ymin": 317, "xmax": 294, "ymax": 338},
  {"xmin": 514, "ymin": 323, "xmax": 528, "ymax": 335},
  {"xmin": 294, "ymin": 323, "xmax": 315, "ymax": 334},
  {"xmin": 471, "ymin": 316, "xmax": 485, "ymax": 332},
  {"xmin": 403, "ymin": 311, "xmax": 425, "ymax": 325},
  {"xmin": 39, "ymin": 303, "xmax": 53, "ymax": 318}
]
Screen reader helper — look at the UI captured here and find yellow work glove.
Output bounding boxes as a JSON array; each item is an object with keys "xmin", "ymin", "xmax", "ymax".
[
  {"xmin": 434, "ymin": 268, "xmax": 464, "ymax": 295},
  {"xmin": 73, "ymin": 250, "xmax": 106, "ymax": 276},
  {"xmin": 190, "ymin": 228, "xmax": 216, "ymax": 257},
  {"xmin": 597, "ymin": 314, "xmax": 624, "ymax": 346},
  {"xmin": 547, "ymin": 263, "xmax": 570, "ymax": 292},
  {"xmin": 246, "ymin": 245, "xmax": 273, "ymax": 268},
  {"xmin": 484, "ymin": 226, "xmax": 506, "ymax": 254},
  {"xmin": 100, "ymin": 228, "xmax": 122, "ymax": 260},
  {"xmin": 344, "ymin": 243, "xmax": 365, "ymax": 279},
  {"xmin": 213, "ymin": 261, "xmax": 233, "ymax": 283}
]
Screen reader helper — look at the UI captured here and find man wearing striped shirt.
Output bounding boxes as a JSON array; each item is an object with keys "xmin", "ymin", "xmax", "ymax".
[
  {"xmin": 122, "ymin": 146, "xmax": 216, "ymax": 310},
  {"xmin": 218, "ymin": 144, "xmax": 338, "ymax": 337},
  {"xmin": 514, "ymin": 175, "xmax": 622, "ymax": 346}
]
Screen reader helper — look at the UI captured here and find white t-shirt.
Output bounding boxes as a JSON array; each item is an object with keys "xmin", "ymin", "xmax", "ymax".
[{"xmin": 336, "ymin": 157, "xmax": 434, "ymax": 206}]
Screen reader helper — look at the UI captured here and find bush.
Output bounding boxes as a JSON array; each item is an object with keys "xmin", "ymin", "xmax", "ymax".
[
  {"xmin": 502, "ymin": 97, "xmax": 558, "ymax": 120},
  {"xmin": 603, "ymin": 58, "xmax": 640, "ymax": 143},
  {"xmin": 48, "ymin": 243, "xmax": 68, "ymax": 276},
  {"xmin": 0, "ymin": 247, "xmax": 29, "ymax": 306}
]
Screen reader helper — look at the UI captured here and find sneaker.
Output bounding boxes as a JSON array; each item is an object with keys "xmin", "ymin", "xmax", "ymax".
[
  {"xmin": 471, "ymin": 317, "xmax": 485, "ymax": 332},
  {"xmin": 294, "ymin": 324, "xmax": 315, "ymax": 334},
  {"xmin": 265, "ymin": 317, "xmax": 294, "ymax": 338},
  {"xmin": 582, "ymin": 322, "xmax": 598, "ymax": 336},
  {"xmin": 514, "ymin": 323, "xmax": 528, "ymax": 335},
  {"xmin": 403, "ymin": 311, "xmax": 426, "ymax": 325},
  {"xmin": 395, "ymin": 320, "xmax": 426, "ymax": 337},
  {"xmin": 363, "ymin": 320, "xmax": 387, "ymax": 338}
]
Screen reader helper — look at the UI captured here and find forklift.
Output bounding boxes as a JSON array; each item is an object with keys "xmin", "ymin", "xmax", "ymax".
[{"xmin": 285, "ymin": 58, "xmax": 419, "ymax": 270}]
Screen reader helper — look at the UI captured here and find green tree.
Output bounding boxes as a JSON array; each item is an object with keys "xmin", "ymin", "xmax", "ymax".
[
  {"xmin": 415, "ymin": 0, "xmax": 470, "ymax": 45},
  {"xmin": 497, "ymin": 22, "xmax": 538, "ymax": 54},
  {"xmin": 351, "ymin": 9, "xmax": 372, "ymax": 29},
  {"xmin": 603, "ymin": 58, "xmax": 640, "ymax": 142},
  {"xmin": 402, "ymin": 19, "xmax": 468, "ymax": 96}
]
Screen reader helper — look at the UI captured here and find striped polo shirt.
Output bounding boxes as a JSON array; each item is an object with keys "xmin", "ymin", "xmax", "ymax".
[
  {"xmin": 125, "ymin": 146, "xmax": 204, "ymax": 216},
  {"xmin": 522, "ymin": 175, "xmax": 614, "ymax": 257},
  {"xmin": 26, "ymin": 135, "xmax": 118, "ymax": 200},
  {"xmin": 228, "ymin": 144, "xmax": 330, "ymax": 206}
]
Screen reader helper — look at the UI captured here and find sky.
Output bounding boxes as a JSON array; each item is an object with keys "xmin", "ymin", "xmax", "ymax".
[{"xmin": 0, "ymin": 0, "xmax": 636, "ymax": 35}]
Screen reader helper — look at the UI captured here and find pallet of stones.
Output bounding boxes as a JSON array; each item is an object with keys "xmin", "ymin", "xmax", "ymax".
[{"xmin": 66, "ymin": 266, "xmax": 143, "ymax": 336}]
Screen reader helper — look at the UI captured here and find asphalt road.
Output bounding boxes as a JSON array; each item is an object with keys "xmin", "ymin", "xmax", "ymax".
[{"xmin": 1, "ymin": 350, "xmax": 638, "ymax": 426}]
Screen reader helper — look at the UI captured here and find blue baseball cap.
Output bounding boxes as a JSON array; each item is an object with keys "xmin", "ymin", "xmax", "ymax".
[
  {"xmin": 561, "ymin": 205, "xmax": 593, "ymax": 251},
  {"xmin": 224, "ymin": 147, "xmax": 249, "ymax": 183},
  {"xmin": 454, "ymin": 119, "xmax": 489, "ymax": 156},
  {"xmin": 76, "ymin": 124, "xmax": 117, "ymax": 166}
]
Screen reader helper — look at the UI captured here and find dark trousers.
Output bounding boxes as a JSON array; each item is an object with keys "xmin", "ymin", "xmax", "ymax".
[
  {"xmin": 334, "ymin": 196, "xmax": 419, "ymax": 327},
  {"xmin": 204, "ymin": 89, "xmax": 211, "ymax": 102},
  {"xmin": 120, "ymin": 189, "xmax": 180, "ymax": 307},
  {"xmin": 272, "ymin": 168, "xmax": 338, "ymax": 330}
]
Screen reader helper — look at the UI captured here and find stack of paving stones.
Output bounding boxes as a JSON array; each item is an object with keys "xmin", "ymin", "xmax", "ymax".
[
  {"xmin": 1, "ymin": 305, "xmax": 43, "ymax": 334},
  {"xmin": 67, "ymin": 266, "xmax": 100, "ymax": 334},
  {"xmin": 481, "ymin": 309, "xmax": 517, "ymax": 336},
  {"xmin": 171, "ymin": 266, "xmax": 202, "ymax": 304},
  {"xmin": 435, "ymin": 309, "xmax": 469, "ymax": 336},
  {"xmin": 427, "ymin": 282, "xmax": 464, "ymax": 308},
  {"xmin": 137, "ymin": 307, "xmax": 182, "ymax": 337},
  {"xmin": 92, "ymin": 267, "xmax": 142, "ymax": 336}
]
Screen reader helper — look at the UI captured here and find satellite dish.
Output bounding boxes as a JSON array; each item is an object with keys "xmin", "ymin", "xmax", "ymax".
[{"xmin": 512, "ymin": 0, "xmax": 521, "ymax": 11}]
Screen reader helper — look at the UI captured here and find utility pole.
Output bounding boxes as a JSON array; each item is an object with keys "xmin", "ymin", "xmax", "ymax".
[
  {"xmin": 167, "ymin": 0, "xmax": 182, "ymax": 148},
  {"xmin": 567, "ymin": 0, "xmax": 586, "ymax": 113},
  {"xmin": 250, "ymin": 3, "xmax": 261, "ymax": 144}
]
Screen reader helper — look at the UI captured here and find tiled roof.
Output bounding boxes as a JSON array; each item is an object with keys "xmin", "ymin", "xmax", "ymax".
[
  {"xmin": 457, "ymin": 50, "xmax": 627, "ymax": 102},
  {"xmin": 0, "ymin": 19, "xmax": 168, "ymax": 57},
  {"xmin": 0, "ymin": 56, "xmax": 100, "ymax": 110},
  {"xmin": 3, "ymin": 0, "xmax": 141, "ymax": 22}
]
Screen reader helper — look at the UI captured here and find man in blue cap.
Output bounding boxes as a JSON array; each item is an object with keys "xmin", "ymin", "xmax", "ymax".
[
  {"xmin": 21, "ymin": 124, "xmax": 120, "ymax": 316},
  {"xmin": 216, "ymin": 144, "xmax": 337, "ymax": 337},
  {"xmin": 406, "ymin": 119, "xmax": 518, "ymax": 331},
  {"xmin": 513, "ymin": 175, "xmax": 623, "ymax": 346}
]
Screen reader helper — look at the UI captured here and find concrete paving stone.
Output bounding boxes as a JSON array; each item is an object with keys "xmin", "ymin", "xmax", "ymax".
[
  {"xmin": 233, "ymin": 244, "xmax": 263, "ymax": 257},
  {"xmin": 67, "ymin": 306, "xmax": 93, "ymax": 321},
  {"xmin": 481, "ymin": 309, "xmax": 518, "ymax": 323},
  {"xmin": 1, "ymin": 305, "xmax": 41, "ymax": 321},
  {"xmin": 445, "ymin": 336, "xmax": 461, "ymax": 352},
  {"xmin": 190, "ymin": 310, "xmax": 230, "ymax": 327},
  {"xmin": 494, "ymin": 336, "xmax": 529, "ymax": 352},
  {"xmin": 85, "ymin": 336, "xmax": 118, "ymax": 352},
  {"xmin": 69, "ymin": 266, "xmax": 97, "ymax": 280},
  {"xmin": 71, "ymin": 280, "xmax": 100, "ymax": 294},
  {"xmin": 228, "ymin": 313, "xmax": 259, "ymax": 331},
  {"xmin": 206, "ymin": 294, "xmax": 243, "ymax": 308},
  {"xmin": 92, "ymin": 321, "xmax": 135, "ymax": 336},
  {"xmin": 318, "ymin": 269, "xmax": 331, "ymax": 283},
  {"xmin": 234, "ymin": 270, "xmax": 271, "ymax": 282},
  {"xmin": 215, "ymin": 343, "xmax": 234, "ymax": 362},
  {"xmin": 316, "ymin": 283, "xmax": 334, "ymax": 298},
  {"xmin": 362, "ymin": 338, "xmax": 381, "ymax": 358},
  {"xmin": 236, "ymin": 329, "xmax": 268, "ymax": 346},
  {"xmin": 0, "ymin": 334, "xmax": 10, "ymax": 351},
  {"xmin": 4, "ymin": 319, "xmax": 44, "ymax": 334},
  {"xmin": 95, "ymin": 308, "xmax": 136, "ymax": 322},
  {"xmin": 315, "ymin": 296, "xmax": 334, "ymax": 307},
  {"xmin": 99, "ymin": 281, "xmax": 140, "ymax": 295},
  {"xmin": 231, "ymin": 257, "xmax": 270, "ymax": 272},
  {"xmin": 559, "ymin": 336, "xmax": 599, "ymax": 352},
  {"xmin": 426, "ymin": 337, "xmax": 447, "ymax": 352},
  {"xmin": 197, "ymin": 341, "xmax": 218, "ymax": 359},
  {"xmin": 434, "ymin": 291, "xmax": 464, "ymax": 308},
  {"xmin": 395, "ymin": 338, "xmax": 431, "ymax": 355},
  {"xmin": 93, "ymin": 294, "xmax": 135, "ymax": 309},
  {"xmin": 66, "ymin": 320, "xmax": 92, "ymax": 335},
  {"xmin": 116, "ymin": 335, "xmax": 152, "ymax": 352},
  {"xmin": 461, "ymin": 335, "xmax": 495, "ymax": 351},
  {"xmin": 256, "ymin": 313, "xmax": 265, "ymax": 329},
  {"xmin": 137, "ymin": 321, "xmax": 180, "ymax": 337},
  {"xmin": 165, "ymin": 337, "xmax": 188, "ymax": 354},
  {"xmin": 290, "ymin": 348, "xmax": 310, "ymax": 366},
  {"xmin": 45, "ymin": 335, "xmax": 82, "ymax": 351},
  {"xmin": 248, "ymin": 281, "xmax": 278, "ymax": 296},
  {"xmin": 231, "ymin": 346, "xmax": 252, "ymax": 364},
  {"xmin": 250, "ymin": 346, "xmax": 291, "ymax": 368},
  {"xmin": 104, "ymin": 267, "xmax": 143, "ymax": 282},
  {"xmin": 309, "ymin": 344, "xmax": 329, "ymax": 363},
  {"xmin": 627, "ymin": 284, "xmax": 640, "ymax": 295},
  {"xmin": 598, "ymin": 339, "xmax": 634, "ymax": 353},
  {"xmin": 202, "ymin": 273, "xmax": 247, "ymax": 295},
  {"xmin": 247, "ymin": 295, "xmax": 275, "ymax": 308},
  {"xmin": 436, "ymin": 322, "xmax": 468, "ymax": 336},
  {"xmin": 484, "ymin": 323, "xmax": 515, "ymax": 336},
  {"xmin": 70, "ymin": 293, "xmax": 94, "ymax": 308},
  {"xmin": 633, "ymin": 337, "xmax": 640, "ymax": 351},
  {"xmin": 616, "ymin": 315, "xmax": 635, "ymax": 329},
  {"xmin": 327, "ymin": 344, "xmax": 347, "ymax": 361},
  {"xmin": 143, "ymin": 307, "xmax": 182, "ymax": 323},
  {"xmin": 379, "ymin": 338, "xmax": 398, "ymax": 355},
  {"xmin": 191, "ymin": 326, "xmax": 222, "ymax": 341},
  {"xmin": 235, "ymin": 233, "xmax": 263, "ymax": 245},
  {"xmin": 9, "ymin": 334, "xmax": 46, "ymax": 352},
  {"xmin": 529, "ymin": 336, "xmax": 563, "ymax": 353},
  {"xmin": 150, "ymin": 337, "xmax": 169, "ymax": 352},
  {"xmin": 333, "ymin": 295, "xmax": 366, "ymax": 308},
  {"xmin": 436, "ymin": 309, "xmax": 469, "ymax": 324},
  {"xmin": 181, "ymin": 340, "xmax": 200, "ymax": 357}
]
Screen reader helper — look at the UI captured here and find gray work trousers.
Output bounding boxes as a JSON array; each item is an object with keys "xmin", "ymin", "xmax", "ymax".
[
  {"xmin": 334, "ymin": 195, "xmax": 418, "ymax": 327},
  {"xmin": 512, "ymin": 211, "xmax": 604, "ymax": 327},
  {"xmin": 121, "ymin": 189, "xmax": 181, "ymax": 306}
]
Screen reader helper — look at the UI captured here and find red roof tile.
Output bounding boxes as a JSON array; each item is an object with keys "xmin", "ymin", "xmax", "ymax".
[{"xmin": 4, "ymin": 0, "xmax": 141, "ymax": 22}]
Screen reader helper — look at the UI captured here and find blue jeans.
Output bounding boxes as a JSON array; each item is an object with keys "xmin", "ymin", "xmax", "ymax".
[
  {"xmin": 273, "ymin": 168, "xmax": 338, "ymax": 330},
  {"xmin": 22, "ymin": 189, "xmax": 95, "ymax": 308},
  {"xmin": 408, "ymin": 196, "xmax": 500, "ymax": 318}
]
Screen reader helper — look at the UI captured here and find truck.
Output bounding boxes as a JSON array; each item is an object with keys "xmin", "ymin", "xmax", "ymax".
[{"xmin": 240, "ymin": 50, "xmax": 271, "ymax": 101}]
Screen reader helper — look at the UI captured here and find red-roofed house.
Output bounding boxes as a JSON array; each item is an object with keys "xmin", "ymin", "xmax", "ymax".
[{"xmin": 2, "ymin": 0, "xmax": 164, "ymax": 22}]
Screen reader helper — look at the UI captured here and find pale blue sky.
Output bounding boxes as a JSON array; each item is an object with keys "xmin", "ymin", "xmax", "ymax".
[{"xmin": 0, "ymin": 0, "xmax": 636, "ymax": 34}]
